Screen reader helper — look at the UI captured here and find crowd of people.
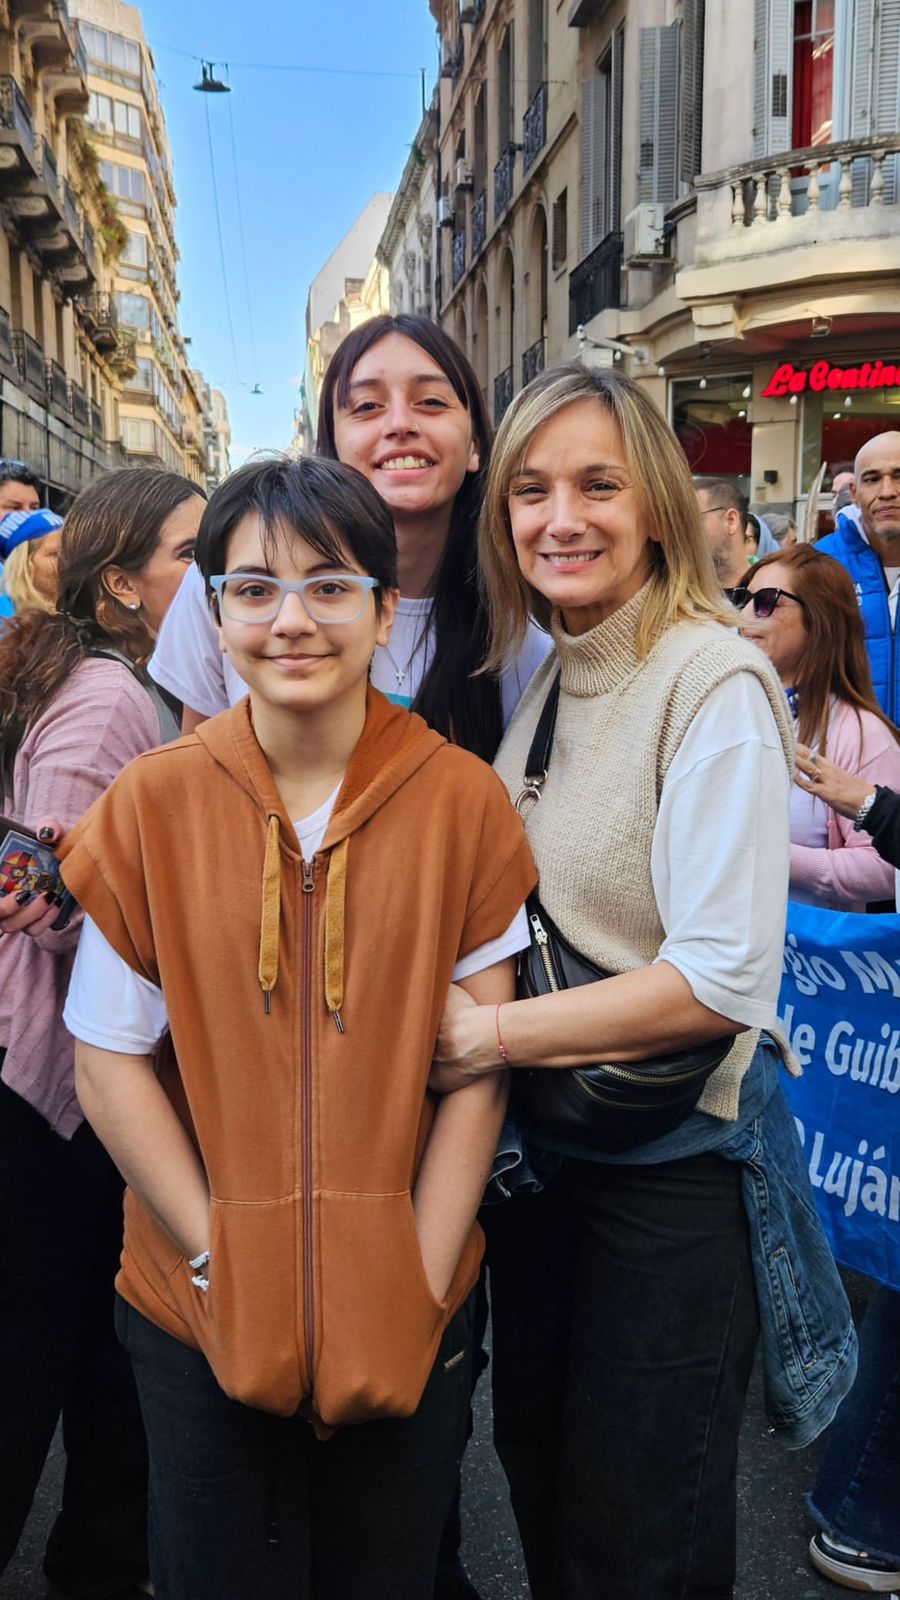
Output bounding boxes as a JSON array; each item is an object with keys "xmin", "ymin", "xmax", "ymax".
[{"xmin": 0, "ymin": 320, "xmax": 898, "ymax": 1600}]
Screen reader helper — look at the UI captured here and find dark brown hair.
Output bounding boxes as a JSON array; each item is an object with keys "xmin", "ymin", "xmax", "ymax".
[
  {"xmin": 738, "ymin": 544, "xmax": 897, "ymax": 754},
  {"xmin": 0, "ymin": 468, "xmax": 204, "ymax": 793},
  {"xmin": 317, "ymin": 314, "xmax": 502, "ymax": 761}
]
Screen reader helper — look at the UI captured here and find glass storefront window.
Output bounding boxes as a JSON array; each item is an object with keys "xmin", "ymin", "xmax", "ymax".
[{"xmin": 671, "ymin": 375, "xmax": 753, "ymax": 497}]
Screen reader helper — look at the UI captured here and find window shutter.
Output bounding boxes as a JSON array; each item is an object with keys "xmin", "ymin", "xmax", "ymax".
[
  {"xmin": 680, "ymin": 0, "xmax": 705, "ymax": 183},
  {"xmin": 580, "ymin": 77, "xmax": 596, "ymax": 258},
  {"xmin": 850, "ymin": 0, "xmax": 877, "ymax": 202},
  {"xmin": 753, "ymin": 0, "xmax": 792, "ymax": 157},
  {"xmin": 639, "ymin": 24, "xmax": 679, "ymax": 205},
  {"xmin": 611, "ymin": 24, "xmax": 624, "ymax": 230},
  {"xmin": 873, "ymin": 0, "xmax": 900, "ymax": 202}
]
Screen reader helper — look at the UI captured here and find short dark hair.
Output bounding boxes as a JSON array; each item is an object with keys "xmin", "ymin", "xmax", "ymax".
[
  {"xmin": 195, "ymin": 455, "xmax": 398, "ymax": 601},
  {"xmin": 694, "ymin": 476, "xmax": 749, "ymax": 523},
  {"xmin": 0, "ymin": 459, "xmax": 41, "ymax": 490}
]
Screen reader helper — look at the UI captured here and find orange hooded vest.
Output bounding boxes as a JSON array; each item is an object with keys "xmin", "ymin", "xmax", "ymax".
[{"xmin": 60, "ymin": 689, "xmax": 535, "ymax": 1427}]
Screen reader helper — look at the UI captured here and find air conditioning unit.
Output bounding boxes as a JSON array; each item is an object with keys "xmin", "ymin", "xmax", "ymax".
[
  {"xmin": 623, "ymin": 203, "xmax": 666, "ymax": 264},
  {"xmin": 93, "ymin": 118, "xmax": 113, "ymax": 135},
  {"xmin": 455, "ymin": 158, "xmax": 474, "ymax": 191},
  {"xmin": 437, "ymin": 196, "xmax": 455, "ymax": 228}
]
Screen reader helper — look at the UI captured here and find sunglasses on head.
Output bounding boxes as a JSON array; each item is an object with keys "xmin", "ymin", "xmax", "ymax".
[{"xmin": 730, "ymin": 586, "xmax": 806, "ymax": 618}]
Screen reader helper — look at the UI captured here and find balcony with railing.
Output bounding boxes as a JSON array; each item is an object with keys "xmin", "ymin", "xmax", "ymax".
[
  {"xmin": 494, "ymin": 144, "xmax": 515, "ymax": 221},
  {"xmin": 46, "ymin": 357, "xmax": 69, "ymax": 411},
  {"xmin": 471, "ymin": 189, "xmax": 486, "ymax": 258},
  {"xmin": 69, "ymin": 378, "xmax": 89, "ymax": 427},
  {"xmin": 40, "ymin": 136, "xmax": 59, "ymax": 201},
  {"xmin": 680, "ymin": 134, "xmax": 900, "ymax": 301},
  {"xmin": 522, "ymin": 337, "xmax": 545, "ymax": 387},
  {"xmin": 568, "ymin": 230, "xmax": 623, "ymax": 334},
  {"xmin": 79, "ymin": 291, "xmax": 119, "ymax": 351},
  {"xmin": 0, "ymin": 308, "xmax": 14, "ymax": 373},
  {"xmin": 13, "ymin": 328, "xmax": 45, "ymax": 394},
  {"xmin": 63, "ymin": 178, "xmax": 81, "ymax": 242},
  {"xmin": 110, "ymin": 331, "xmax": 138, "ymax": 379},
  {"xmin": 0, "ymin": 76, "xmax": 38, "ymax": 178},
  {"xmin": 451, "ymin": 226, "xmax": 466, "ymax": 287},
  {"xmin": 523, "ymin": 83, "xmax": 547, "ymax": 174},
  {"xmin": 494, "ymin": 365, "xmax": 513, "ymax": 424}
]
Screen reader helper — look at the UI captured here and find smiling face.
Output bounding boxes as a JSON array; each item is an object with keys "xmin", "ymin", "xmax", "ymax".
[
  {"xmin": 738, "ymin": 560, "xmax": 810, "ymax": 685},
  {"xmin": 507, "ymin": 398, "xmax": 655, "ymax": 635},
  {"xmin": 330, "ymin": 332, "xmax": 480, "ymax": 527},
  {"xmin": 215, "ymin": 512, "xmax": 397, "ymax": 720},
  {"xmin": 30, "ymin": 530, "xmax": 62, "ymax": 602}
]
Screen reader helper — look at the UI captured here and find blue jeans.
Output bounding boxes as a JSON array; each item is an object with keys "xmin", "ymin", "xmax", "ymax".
[
  {"xmin": 117, "ymin": 1293, "xmax": 476, "ymax": 1600},
  {"xmin": 808, "ymin": 1285, "xmax": 900, "ymax": 1563},
  {"xmin": 485, "ymin": 1149, "xmax": 760, "ymax": 1600}
]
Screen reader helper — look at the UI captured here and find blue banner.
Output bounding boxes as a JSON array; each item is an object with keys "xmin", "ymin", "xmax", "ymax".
[{"xmin": 778, "ymin": 900, "xmax": 900, "ymax": 1292}]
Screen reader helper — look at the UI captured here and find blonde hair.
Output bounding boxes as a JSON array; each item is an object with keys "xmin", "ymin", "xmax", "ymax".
[
  {"xmin": 2, "ymin": 540, "xmax": 55, "ymax": 615},
  {"xmin": 479, "ymin": 365, "xmax": 735, "ymax": 668}
]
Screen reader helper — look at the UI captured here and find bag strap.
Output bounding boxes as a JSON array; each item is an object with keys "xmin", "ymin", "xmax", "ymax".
[{"xmin": 515, "ymin": 673, "xmax": 561, "ymax": 812}]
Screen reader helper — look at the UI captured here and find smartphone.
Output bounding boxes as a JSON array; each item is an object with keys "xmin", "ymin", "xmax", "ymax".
[{"xmin": 0, "ymin": 816, "xmax": 76, "ymax": 931}]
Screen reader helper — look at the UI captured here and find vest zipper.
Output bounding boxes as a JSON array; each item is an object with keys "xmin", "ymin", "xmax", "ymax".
[
  {"xmin": 301, "ymin": 856, "xmax": 316, "ymax": 1396},
  {"xmin": 529, "ymin": 911, "xmax": 558, "ymax": 991}
]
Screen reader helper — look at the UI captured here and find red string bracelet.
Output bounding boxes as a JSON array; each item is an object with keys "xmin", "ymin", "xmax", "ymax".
[{"xmin": 495, "ymin": 1004, "xmax": 510, "ymax": 1064}]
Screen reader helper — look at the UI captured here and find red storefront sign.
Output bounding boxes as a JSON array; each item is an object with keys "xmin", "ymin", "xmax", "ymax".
[{"xmin": 762, "ymin": 359, "xmax": 900, "ymax": 398}]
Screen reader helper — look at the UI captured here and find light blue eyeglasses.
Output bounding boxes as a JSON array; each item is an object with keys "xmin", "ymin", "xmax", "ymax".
[{"xmin": 210, "ymin": 573, "xmax": 379, "ymax": 625}]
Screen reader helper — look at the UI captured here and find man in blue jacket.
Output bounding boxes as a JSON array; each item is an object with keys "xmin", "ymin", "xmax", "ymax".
[{"xmin": 816, "ymin": 432, "xmax": 900, "ymax": 721}]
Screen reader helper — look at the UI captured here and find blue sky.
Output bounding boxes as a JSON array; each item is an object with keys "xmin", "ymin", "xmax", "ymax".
[{"xmin": 140, "ymin": 0, "xmax": 439, "ymax": 464}]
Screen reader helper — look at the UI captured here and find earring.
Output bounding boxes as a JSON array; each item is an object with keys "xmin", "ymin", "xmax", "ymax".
[{"xmin": 129, "ymin": 602, "xmax": 140, "ymax": 611}]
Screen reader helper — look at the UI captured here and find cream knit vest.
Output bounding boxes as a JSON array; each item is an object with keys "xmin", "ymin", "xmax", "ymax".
[{"xmin": 495, "ymin": 586, "xmax": 795, "ymax": 1122}]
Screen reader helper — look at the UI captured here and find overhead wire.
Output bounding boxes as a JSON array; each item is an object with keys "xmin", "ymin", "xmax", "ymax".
[
  {"xmin": 225, "ymin": 87, "xmax": 260, "ymax": 380},
  {"xmin": 203, "ymin": 91, "xmax": 242, "ymax": 384}
]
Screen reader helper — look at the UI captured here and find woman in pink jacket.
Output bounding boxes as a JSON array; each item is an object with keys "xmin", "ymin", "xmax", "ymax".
[
  {"xmin": 0, "ymin": 469, "xmax": 204, "ymax": 1599},
  {"xmin": 735, "ymin": 543, "xmax": 900, "ymax": 909}
]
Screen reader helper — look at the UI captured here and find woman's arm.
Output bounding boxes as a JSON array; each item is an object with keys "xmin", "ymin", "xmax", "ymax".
[
  {"xmin": 432, "ymin": 961, "xmax": 739, "ymax": 1090},
  {"xmin": 75, "ymin": 1042, "xmax": 210, "ymax": 1261},
  {"xmin": 413, "ymin": 958, "xmax": 514, "ymax": 1302},
  {"xmin": 790, "ymin": 721, "xmax": 900, "ymax": 904}
]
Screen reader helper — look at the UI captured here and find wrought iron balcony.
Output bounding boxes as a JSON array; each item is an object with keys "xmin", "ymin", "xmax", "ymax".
[
  {"xmin": 110, "ymin": 331, "xmax": 138, "ymax": 379},
  {"xmin": 451, "ymin": 226, "xmax": 466, "ymax": 287},
  {"xmin": 494, "ymin": 364, "xmax": 513, "ymax": 424},
  {"xmin": 13, "ymin": 327, "xmax": 45, "ymax": 393},
  {"xmin": 523, "ymin": 83, "xmax": 547, "ymax": 174},
  {"xmin": 0, "ymin": 307, "xmax": 14, "ymax": 371},
  {"xmin": 568, "ymin": 230, "xmax": 623, "ymax": 334},
  {"xmin": 39, "ymin": 136, "xmax": 60, "ymax": 203},
  {"xmin": 0, "ymin": 75, "xmax": 37, "ymax": 175},
  {"xmin": 494, "ymin": 144, "xmax": 516, "ymax": 221},
  {"xmin": 46, "ymin": 357, "xmax": 69, "ymax": 410},
  {"xmin": 63, "ymin": 178, "xmax": 81, "ymax": 242},
  {"xmin": 69, "ymin": 377, "xmax": 89, "ymax": 426},
  {"xmin": 522, "ymin": 337, "xmax": 545, "ymax": 387},
  {"xmin": 471, "ymin": 189, "xmax": 486, "ymax": 258},
  {"xmin": 79, "ymin": 290, "xmax": 119, "ymax": 351}
]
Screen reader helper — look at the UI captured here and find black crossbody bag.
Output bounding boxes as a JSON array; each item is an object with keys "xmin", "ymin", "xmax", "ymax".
[{"xmin": 512, "ymin": 675, "xmax": 733, "ymax": 1154}]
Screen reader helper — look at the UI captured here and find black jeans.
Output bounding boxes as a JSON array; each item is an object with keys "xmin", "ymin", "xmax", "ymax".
[
  {"xmin": 117, "ymin": 1291, "xmax": 476, "ymax": 1600},
  {"xmin": 484, "ymin": 1151, "xmax": 760, "ymax": 1600},
  {"xmin": 0, "ymin": 1072, "xmax": 149, "ymax": 1598}
]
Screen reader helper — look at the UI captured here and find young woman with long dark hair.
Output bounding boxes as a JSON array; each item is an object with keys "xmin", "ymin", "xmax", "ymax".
[
  {"xmin": 0, "ymin": 468, "xmax": 205, "ymax": 1599},
  {"xmin": 149, "ymin": 316, "xmax": 550, "ymax": 759}
]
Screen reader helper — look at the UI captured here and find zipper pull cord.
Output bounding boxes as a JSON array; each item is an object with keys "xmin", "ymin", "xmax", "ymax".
[
  {"xmin": 323, "ymin": 837, "xmax": 349, "ymax": 1033},
  {"xmin": 259, "ymin": 815, "xmax": 282, "ymax": 1014}
]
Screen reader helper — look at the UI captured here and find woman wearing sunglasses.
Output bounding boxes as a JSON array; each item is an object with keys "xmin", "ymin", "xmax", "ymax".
[{"xmin": 736, "ymin": 544, "xmax": 900, "ymax": 909}]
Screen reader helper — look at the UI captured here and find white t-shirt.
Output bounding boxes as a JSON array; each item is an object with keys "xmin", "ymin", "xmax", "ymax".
[
  {"xmin": 64, "ymin": 781, "xmax": 530, "ymax": 1055},
  {"xmin": 149, "ymin": 562, "xmax": 551, "ymax": 728},
  {"xmin": 649, "ymin": 670, "xmax": 791, "ymax": 1027}
]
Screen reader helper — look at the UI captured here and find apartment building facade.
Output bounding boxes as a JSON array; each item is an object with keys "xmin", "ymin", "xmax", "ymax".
[
  {"xmin": 72, "ymin": 0, "xmax": 207, "ymax": 486},
  {"xmin": 0, "ymin": 0, "xmax": 130, "ymax": 506},
  {"xmin": 429, "ymin": 0, "xmax": 900, "ymax": 521}
]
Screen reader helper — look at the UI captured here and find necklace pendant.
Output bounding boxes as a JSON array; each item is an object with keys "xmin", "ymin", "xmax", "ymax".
[{"xmin": 395, "ymin": 669, "xmax": 406, "ymax": 687}]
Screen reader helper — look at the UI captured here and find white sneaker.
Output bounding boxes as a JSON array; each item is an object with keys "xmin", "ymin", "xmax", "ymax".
[{"xmin": 809, "ymin": 1530, "xmax": 900, "ymax": 1593}]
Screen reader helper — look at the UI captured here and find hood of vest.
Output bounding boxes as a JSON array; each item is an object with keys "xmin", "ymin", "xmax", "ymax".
[{"xmin": 194, "ymin": 688, "xmax": 446, "ymax": 1027}]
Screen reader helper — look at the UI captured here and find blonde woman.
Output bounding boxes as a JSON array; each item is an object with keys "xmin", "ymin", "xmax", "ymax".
[
  {"xmin": 0, "ymin": 508, "xmax": 64, "ymax": 617},
  {"xmin": 433, "ymin": 366, "xmax": 855, "ymax": 1600}
]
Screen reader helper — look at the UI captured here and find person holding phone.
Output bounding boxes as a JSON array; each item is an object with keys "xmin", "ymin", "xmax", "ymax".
[
  {"xmin": 60, "ymin": 455, "xmax": 536, "ymax": 1600},
  {"xmin": 0, "ymin": 469, "xmax": 204, "ymax": 1599}
]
